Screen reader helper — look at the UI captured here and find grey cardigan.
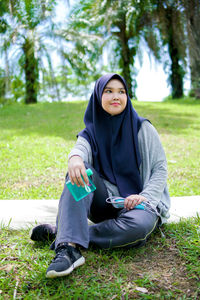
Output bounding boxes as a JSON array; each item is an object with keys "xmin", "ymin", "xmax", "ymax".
[{"xmin": 68, "ymin": 121, "xmax": 171, "ymax": 223}]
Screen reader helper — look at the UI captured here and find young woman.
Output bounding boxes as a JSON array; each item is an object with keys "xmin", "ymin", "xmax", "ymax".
[{"xmin": 31, "ymin": 73, "xmax": 170, "ymax": 278}]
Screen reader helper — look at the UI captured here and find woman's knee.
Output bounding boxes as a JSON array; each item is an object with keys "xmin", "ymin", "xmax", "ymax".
[{"xmin": 114, "ymin": 212, "xmax": 158, "ymax": 246}]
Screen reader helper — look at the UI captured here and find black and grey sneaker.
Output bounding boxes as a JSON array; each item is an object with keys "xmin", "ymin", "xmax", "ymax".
[
  {"xmin": 46, "ymin": 243, "xmax": 85, "ymax": 278},
  {"xmin": 30, "ymin": 224, "xmax": 57, "ymax": 242}
]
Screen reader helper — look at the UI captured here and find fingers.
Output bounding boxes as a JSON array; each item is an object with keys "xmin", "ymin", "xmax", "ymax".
[
  {"xmin": 81, "ymin": 166, "xmax": 89, "ymax": 186},
  {"xmin": 74, "ymin": 167, "xmax": 89, "ymax": 187},
  {"xmin": 68, "ymin": 156, "xmax": 89, "ymax": 187},
  {"xmin": 74, "ymin": 169, "xmax": 84, "ymax": 187},
  {"xmin": 124, "ymin": 194, "xmax": 147, "ymax": 210}
]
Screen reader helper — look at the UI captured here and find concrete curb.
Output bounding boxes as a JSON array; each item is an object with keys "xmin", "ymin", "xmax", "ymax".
[{"xmin": 0, "ymin": 196, "xmax": 199, "ymax": 230}]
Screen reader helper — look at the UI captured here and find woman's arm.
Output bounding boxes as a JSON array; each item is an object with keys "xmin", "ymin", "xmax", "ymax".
[
  {"xmin": 138, "ymin": 121, "xmax": 168, "ymax": 208},
  {"xmin": 68, "ymin": 136, "xmax": 93, "ymax": 187},
  {"xmin": 68, "ymin": 136, "xmax": 93, "ymax": 165}
]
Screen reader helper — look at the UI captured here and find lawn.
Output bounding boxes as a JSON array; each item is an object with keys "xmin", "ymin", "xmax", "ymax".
[
  {"xmin": 0, "ymin": 216, "xmax": 199, "ymax": 299},
  {"xmin": 0, "ymin": 99, "xmax": 200, "ymax": 299},
  {"xmin": 0, "ymin": 99, "xmax": 200, "ymax": 199}
]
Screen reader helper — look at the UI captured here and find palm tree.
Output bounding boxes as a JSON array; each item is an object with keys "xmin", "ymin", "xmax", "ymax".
[
  {"xmin": 153, "ymin": 0, "xmax": 187, "ymax": 98},
  {"xmin": 93, "ymin": 0, "xmax": 158, "ymax": 98},
  {"xmin": 98, "ymin": 0, "xmax": 138, "ymax": 98},
  {"xmin": 68, "ymin": 0, "xmax": 160, "ymax": 99},
  {"xmin": 56, "ymin": 0, "xmax": 105, "ymax": 96},
  {"xmin": 0, "ymin": 0, "xmax": 57, "ymax": 104}
]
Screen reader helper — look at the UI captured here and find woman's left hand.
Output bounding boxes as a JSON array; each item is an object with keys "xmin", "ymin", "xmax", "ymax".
[{"xmin": 124, "ymin": 194, "xmax": 147, "ymax": 210}]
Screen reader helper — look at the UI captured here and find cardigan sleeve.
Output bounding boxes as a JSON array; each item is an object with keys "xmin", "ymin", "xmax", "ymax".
[
  {"xmin": 68, "ymin": 136, "xmax": 93, "ymax": 165},
  {"xmin": 138, "ymin": 121, "xmax": 168, "ymax": 207}
]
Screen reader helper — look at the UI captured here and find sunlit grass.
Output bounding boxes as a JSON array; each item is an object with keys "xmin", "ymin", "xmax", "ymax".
[
  {"xmin": 0, "ymin": 99, "xmax": 200, "ymax": 199},
  {"xmin": 0, "ymin": 216, "xmax": 199, "ymax": 299},
  {"xmin": 0, "ymin": 99, "xmax": 199, "ymax": 298}
]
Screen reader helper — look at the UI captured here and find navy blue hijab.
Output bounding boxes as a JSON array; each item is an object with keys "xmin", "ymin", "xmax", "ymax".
[{"xmin": 78, "ymin": 73, "xmax": 145, "ymax": 197}]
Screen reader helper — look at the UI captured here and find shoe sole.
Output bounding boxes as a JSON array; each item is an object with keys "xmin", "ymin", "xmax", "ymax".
[{"xmin": 46, "ymin": 256, "xmax": 85, "ymax": 278}]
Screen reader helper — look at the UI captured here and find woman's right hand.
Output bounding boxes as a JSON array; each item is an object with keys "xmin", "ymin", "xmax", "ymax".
[{"xmin": 68, "ymin": 155, "xmax": 89, "ymax": 187}]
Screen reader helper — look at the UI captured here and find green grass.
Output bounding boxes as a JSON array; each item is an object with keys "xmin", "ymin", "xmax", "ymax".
[
  {"xmin": 0, "ymin": 216, "xmax": 199, "ymax": 299},
  {"xmin": 0, "ymin": 99, "xmax": 200, "ymax": 298},
  {"xmin": 0, "ymin": 99, "xmax": 200, "ymax": 199}
]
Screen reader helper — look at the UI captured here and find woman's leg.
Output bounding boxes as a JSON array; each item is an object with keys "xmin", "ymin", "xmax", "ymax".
[
  {"xmin": 46, "ymin": 164, "xmax": 126, "ymax": 278},
  {"xmin": 55, "ymin": 162, "xmax": 118, "ymax": 248},
  {"xmin": 55, "ymin": 179, "xmax": 93, "ymax": 249},
  {"xmin": 89, "ymin": 208, "xmax": 159, "ymax": 249},
  {"xmin": 31, "ymin": 163, "xmax": 114, "ymax": 246},
  {"xmin": 85, "ymin": 163, "xmax": 118, "ymax": 223}
]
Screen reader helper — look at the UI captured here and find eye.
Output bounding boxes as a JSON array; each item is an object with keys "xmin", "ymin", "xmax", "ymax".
[
  {"xmin": 119, "ymin": 90, "xmax": 125, "ymax": 94},
  {"xmin": 104, "ymin": 89, "xmax": 112, "ymax": 93}
]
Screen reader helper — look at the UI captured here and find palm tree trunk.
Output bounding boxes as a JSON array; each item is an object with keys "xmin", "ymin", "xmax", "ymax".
[
  {"xmin": 168, "ymin": 38, "xmax": 184, "ymax": 98},
  {"xmin": 183, "ymin": 0, "xmax": 200, "ymax": 98},
  {"xmin": 117, "ymin": 16, "xmax": 134, "ymax": 98},
  {"xmin": 167, "ymin": 8, "xmax": 184, "ymax": 99},
  {"xmin": 22, "ymin": 38, "xmax": 39, "ymax": 104},
  {"xmin": 5, "ymin": 45, "xmax": 10, "ymax": 96},
  {"xmin": 190, "ymin": 62, "xmax": 200, "ymax": 99},
  {"xmin": 120, "ymin": 38, "xmax": 134, "ymax": 99}
]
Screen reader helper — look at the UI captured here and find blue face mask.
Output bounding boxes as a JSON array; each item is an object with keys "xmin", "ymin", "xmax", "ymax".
[{"xmin": 106, "ymin": 196, "xmax": 145, "ymax": 209}]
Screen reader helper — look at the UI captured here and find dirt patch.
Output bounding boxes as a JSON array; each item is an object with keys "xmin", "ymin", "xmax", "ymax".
[{"xmin": 125, "ymin": 248, "xmax": 199, "ymax": 298}]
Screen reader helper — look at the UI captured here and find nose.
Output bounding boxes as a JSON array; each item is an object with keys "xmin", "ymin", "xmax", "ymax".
[{"xmin": 112, "ymin": 92, "xmax": 119, "ymax": 99}]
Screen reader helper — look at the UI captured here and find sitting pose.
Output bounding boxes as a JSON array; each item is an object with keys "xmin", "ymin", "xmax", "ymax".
[{"xmin": 31, "ymin": 73, "xmax": 170, "ymax": 278}]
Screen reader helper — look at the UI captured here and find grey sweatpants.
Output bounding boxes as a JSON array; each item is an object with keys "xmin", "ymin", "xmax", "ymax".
[{"xmin": 55, "ymin": 167, "xmax": 159, "ymax": 249}]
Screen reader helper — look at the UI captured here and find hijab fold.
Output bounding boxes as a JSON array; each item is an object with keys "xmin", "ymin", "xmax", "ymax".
[{"xmin": 78, "ymin": 73, "xmax": 146, "ymax": 197}]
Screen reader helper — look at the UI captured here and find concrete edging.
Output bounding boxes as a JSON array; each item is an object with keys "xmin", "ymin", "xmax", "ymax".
[{"xmin": 0, "ymin": 196, "xmax": 200, "ymax": 229}]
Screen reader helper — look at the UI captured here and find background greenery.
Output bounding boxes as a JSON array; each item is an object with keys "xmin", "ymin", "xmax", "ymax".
[
  {"xmin": 0, "ymin": 0, "xmax": 200, "ymax": 105},
  {"xmin": 0, "ymin": 99, "xmax": 199, "ymax": 200}
]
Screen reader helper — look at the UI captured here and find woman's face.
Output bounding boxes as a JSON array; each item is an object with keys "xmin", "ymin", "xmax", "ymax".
[{"xmin": 101, "ymin": 79, "xmax": 127, "ymax": 116}]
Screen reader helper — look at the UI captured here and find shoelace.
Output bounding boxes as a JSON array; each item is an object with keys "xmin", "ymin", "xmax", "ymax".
[
  {"xmin": 53, "ymin": 244, "xmax": 77, "ymax": 263},
  {"xmin": 53, "ymin": 245, "xmax": 70, "ymax": 261}
]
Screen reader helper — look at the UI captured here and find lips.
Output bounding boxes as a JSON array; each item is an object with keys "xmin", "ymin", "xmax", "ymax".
[{"xmin": 111, "ymin": 102, "xmax": 120, "ymax": 106}]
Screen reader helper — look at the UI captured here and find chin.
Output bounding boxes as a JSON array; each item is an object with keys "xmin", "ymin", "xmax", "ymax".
[{"xmin": 111, "ymin": 111, "xmax": 121, "ymax": 116}]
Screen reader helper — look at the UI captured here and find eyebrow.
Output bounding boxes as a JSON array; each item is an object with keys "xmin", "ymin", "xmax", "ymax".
[{"xmin": 104, "ymin": 86, "xmax": 125, "ymax": 90}]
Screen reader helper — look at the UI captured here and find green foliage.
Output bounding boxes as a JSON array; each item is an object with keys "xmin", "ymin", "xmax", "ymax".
[
  {"xmin": 0, "ymin": 0, "xmax": 9, "ymax": 33},
  {"xmin": 11, "ymin": 0, "xmax": 56, "ymax": 28},
  {"xmin": 0, "ymin": 0, "xmax": 57, "ymax": 104},
  {"xmin": 67, "ymin": 0, "xmax": 189, "ymax": 100},
  {"xmin": 59, "ymin": 0, "xmax": 105, "ymax": 84},
  {"xmin": 0, "ymin": 0, "xmax": 105, "ymax": 105},
  {"xmin": 149, "ymin": 0, "xmax": 187, "ymax": 98},
  {"xmin": 69, "ymin": 0, "xmax": 159, "ymax": 98},
  {"xmin": 11, "ymin": 76, "xmax": 25, "ymax": 103},
  {"xmin": 0, "ymin": 0, "xmax": 199, "ymax": 104}
]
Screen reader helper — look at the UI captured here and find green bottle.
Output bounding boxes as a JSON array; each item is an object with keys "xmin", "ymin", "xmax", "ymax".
[{"xmin": 66, "ymin": 168, "xmax": 96, "ymax": 201}]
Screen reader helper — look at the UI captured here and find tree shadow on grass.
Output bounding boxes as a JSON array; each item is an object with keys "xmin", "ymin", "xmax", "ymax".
[
  {"xmin": 135, "ymin": 102, "xmax": 200, "ymax": 134},
  {"xmin": 0, "ymin": 102, "xmax": 87, "ymax": 141},
  {"xmin": 0, "ymin": 102, "xmax": 199, "ymax": 141}
]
